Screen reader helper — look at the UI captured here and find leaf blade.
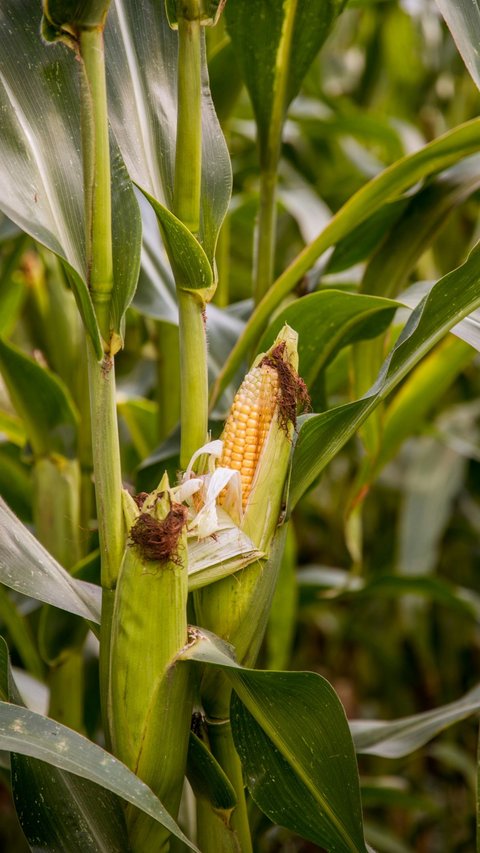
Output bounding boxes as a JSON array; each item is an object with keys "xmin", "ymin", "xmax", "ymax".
[
  {"xmin": 290, "ymin": 241, "xmax": 480, "ymax": 508},
  {"xmin": 181, "ymin": 632, "xmax": 367, "ymax": 853},
  {"xmin": 0, "ymin": 497, "xmax": 101, "ymax": 623},
  {"xmin": 351, "ymin": 684, "xmax": 480, "ymax": 759}
]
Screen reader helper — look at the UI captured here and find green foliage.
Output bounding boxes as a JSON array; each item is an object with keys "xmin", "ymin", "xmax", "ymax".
[
  {"xmin": 225, "ymin": 0, "xmax": 347, "ymax": 166},
  {"xmin": 1, "ymin": 0, "xmax": 480, "ymax": 850},
  {"xmin": 182, "ymin": 631, "xmax": 367, "ymax": 852}
]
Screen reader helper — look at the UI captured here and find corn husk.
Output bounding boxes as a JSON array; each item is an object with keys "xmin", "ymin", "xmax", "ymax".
[{"xmin": 109, "ymin": 476, "xmax": 192, "ymax": 851}]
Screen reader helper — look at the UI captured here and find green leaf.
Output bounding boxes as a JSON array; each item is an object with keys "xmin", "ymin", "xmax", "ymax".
[
  {"xmin": 0, "ymin": 638, "xmax": 198, "ymax": 851},
  {"xmin": 13, "ymin": 760, "xmax": 130, "ymax": 853},
  {"xmin": 118, "ymin": 397, "xmax": 158, "ymax": 459},
  {"xmin": 360, "ymin": 575, "xmax": 480, "ymax": 620},
  {"xmin": 0, "ymin": 0, "xmax": 141, "ymax": 356},
  {"xmin": 258, "ymin": 290, "xmax": 398, "ymax": 397},
  {"xmin": 105, "ymin": 0, "xmax": 231, "ymax": 271},
  {"xmin": 208, "ymin": 37, "xmax": 243, "ymax": 124},
  {"xmin": 232, "ymin": 693, "xmax": 365, "ymax": 853},
  {"xmin": 325, "ymin": 199, "xmax": 408, "ymax": 275},
  {"xmin": 0, "ymin": 445, "xmax": 32, "ymax": 521},
  {"xmin": 225, "ymin": 0, "xmax": 347, "ymax": 167},
  {"xmin": 133, "ymin": 194, "xmax": 178, "ymax": 323},
  {"xmin": 0, "ymin": 586, "xmax": 44, "ymax": 680},
  {"xmin": 186, "ymin": 731, "xmax": 237, "ymax": 811},
  {"xmin": 436, "ymin": 0, "xmax": 480, "ymax": 91},
  {"xmin": 0, "ymin": 410, "xmax": 25, "ymax": 447},
  {"xmin": 0, "ymin": 338, "xmax": 78, "ymax": 457},
  {"xmin": 351, "ymin": 683, "xmax": 480, "ymax": 759},
  {"xmin": 181, "ymin": 631, "xmax": 367, "ymax": 853},
  {"xmin": 108, "ymin": 143, "xmax": 142, "ymax": 342},
  {"xmin": 350, "ymin": 155, "xmax": 480, "ymax": 458},
  {"xmin": 289, "ymin": 240, "xmax": 480, "ymax": 509},
  {"xmin": 265, "ymin": 524, "xmax": 297, "ymax": 671},
  {"xmin": 348, "ymin": 337, "xmax": 475, "ymax": 508},
  {"xmin": 0, "ymin": 497, "xmax": 101, "ymax": 623},
  {"xmin": 0, "ymin": 635, "xmax": 130, "ymax": 853},
  {"xmin": 360, "ymin": 155, "xmax": 480, "ymax": 300},
  {"xmin": 140, "ymin": 188, "xmax": 213, "ymax": 293},
  {"xmin": 0, "ymin": 235, "xmax": 29, "ymax": 338},
  {"xmin": 211, "ymin": 117, "xmax": 480, "ymax": 405},
  {"xmin": 379, "ymin": 338, "xmax": 474, "ymax": 469}
]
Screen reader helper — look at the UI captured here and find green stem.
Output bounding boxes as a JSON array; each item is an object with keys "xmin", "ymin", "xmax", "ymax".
[
  {"xmin": 206, "ymin": 717, "xmax": 253, "ymax": 853},
  {"xmin": 196, "ymin": 797, "xmax": 240, "ymax": 853},
  {"xmin": 78, "ymin": 24, "xmax": 123, "ymax": 736},
  {"xmin": 78, "ymin": 337, "xmax": 94, "ymax": 554},
  {"xmin": 87, "ymin": 344, "xmax": 123, "ymax": 741},
  {"xmin": 254, "ymin": 169, "xmax": 278, "ymax": 305},
  {"xmin": 86, "ymin": 344, "xmax": 123, "ymax": 589},
  {"xmin": 174, "ymin": 7, "xmax": 208, "ymax": 468},
  {"xmin": 48, "ymin": 651, "xmax": 85, "ymax": 733},
  {"xmin": 253, "ymin": 0, "xmax": 297, "ymax": 305},
  {"xmin": 178, "ymin": 290, "xmax": 209, "ymax": 468},
  {"xmin": 79, "ymin": 23, "xmax": 123, "ymax": 586},
  {"xmin": 174, "ymin": 15, "xmax": 202, "ymax": 233},
  {"xmin": 79, "ymin": 27, "xmax": 114, "ymax": 342}
]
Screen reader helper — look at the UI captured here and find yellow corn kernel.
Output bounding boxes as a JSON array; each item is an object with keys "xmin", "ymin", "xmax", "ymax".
[{"xmin": 219, "ymin": 365, "xmax": 279, "ymax": 507}]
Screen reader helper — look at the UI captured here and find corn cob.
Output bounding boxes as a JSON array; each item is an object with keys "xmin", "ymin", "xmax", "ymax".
[
  {"xmin": 196, "ymin": 326, "xmax": 309, "ymax": 716},
  {"xmin": 220, "ymin": 364, "xmax": 279, "ymax": 508}
]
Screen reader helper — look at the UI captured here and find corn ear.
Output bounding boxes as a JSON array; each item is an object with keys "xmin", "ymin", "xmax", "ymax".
[
  {"xmin": 194, "ymin": 325, "xmax": 308, "ymax": 713},
  {"xmin": 109, "ymin": 475, "xmax": 192, "ymax": 851}
]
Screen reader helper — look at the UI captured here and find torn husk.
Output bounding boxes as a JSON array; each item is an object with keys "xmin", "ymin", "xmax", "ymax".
[
  {"xmin": 109, "ymin": 474, "xmax": 193, "ymax": 851},
  {"xmin": 194, "ymin": 325, "xmax": 308, "ymax": 715}
]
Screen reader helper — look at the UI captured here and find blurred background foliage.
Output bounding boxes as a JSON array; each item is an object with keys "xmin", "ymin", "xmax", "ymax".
[{"xmin": 1, "ymin": 0, "xmax": 480, "ymax": 850}]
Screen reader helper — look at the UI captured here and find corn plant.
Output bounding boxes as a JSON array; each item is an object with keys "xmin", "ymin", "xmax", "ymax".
[{"xmin": 1, "ymin": 0, "xmax": 480, "ymax": 851}]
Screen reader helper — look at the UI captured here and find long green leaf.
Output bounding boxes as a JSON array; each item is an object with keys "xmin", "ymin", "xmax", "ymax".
[
  {"xmin": 211, "ymin": 117, "xmax": 480, "ymax": 404},
  {"xmin": 0, "ymin": 647, "xmax": 198, "ymax": 850},
  {"xmin": 351, "ymin": 684, "xmax": 480, "ymax": 759},
  {"xmin": 0, "ymin": 636, "xmax": 130, "ymax": 853},
  {"xmin": 436, "ymin": 0, "xmax": 480, "ymax": 91},
  {"xmin": 258, "ymin": 290, "xmax": 398, "ymax": 394},
  {"xmin": 0, "ymin": 0, "xmax": 141, "ymax": 355},
  {"xmin": 377, "ymin": 337, "xmax": 474, "ymax": 471},
  {"xmin": 225, "ymin": 0, "xmax": 347, "ymax": 167},
  {"xmin": 289, "ymin": 240, "xmax": 480, "ymax": 509},
  {"xmin": 186, "ymin": 731, "xmax": 237, "ymax": 811},
  {"xmin": 181, "ymin": 631, "xmax": 367, "ymax": 853},
  {"xmin": 0, "ymin": 497, "xmax": 101, "ymax": 623},
  {"xmin": 298, "ymin": 569, "xmax": 480, "ymax": 622}
]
